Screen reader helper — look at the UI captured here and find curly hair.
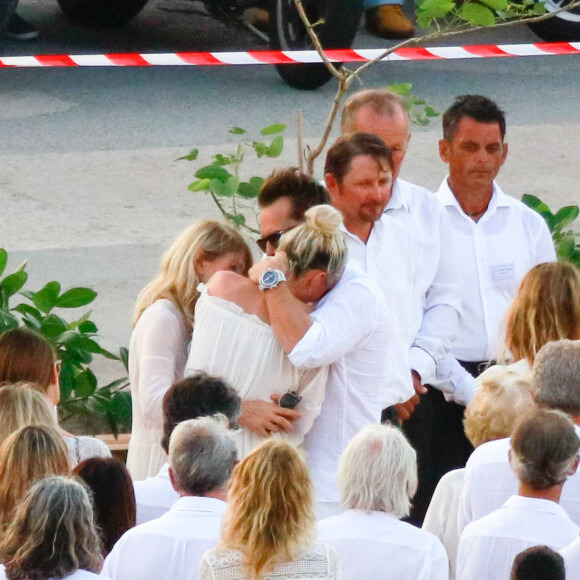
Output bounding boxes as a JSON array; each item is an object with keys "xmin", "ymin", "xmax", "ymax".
[
  {"xmin": 503, "ymin": 262, "xmax": 580, "ymax": 366},
  {"xmin": 0, "ymin": 425, "xmax": 70, "ymax": 535},
  {"xmin": 0, "ymin": 476, "xmax": 103, "ymax": 580},
  {"xmin": 220, "ymin": 440, "xmax": 315, "ymax": 580}
]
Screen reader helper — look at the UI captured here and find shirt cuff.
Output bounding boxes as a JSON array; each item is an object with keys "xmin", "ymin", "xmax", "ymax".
[
  {"xmin": 443, "ymin": 373, "xmax": 476, "ymax": 406},
  {"xmin": 409, "ymin": 346, "xmax": 437, "ymax": 386},
  {"xmin": 288, "ymin": 324, "xmax": 324, "ymax": 369}
]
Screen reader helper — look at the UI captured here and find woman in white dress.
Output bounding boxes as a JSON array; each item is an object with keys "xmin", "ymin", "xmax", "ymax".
[
  {"xmin": 0, "ymin": 476, "xmax": 109, "ymax": 580},
  {"xmin": 186, "ymin": 205, "xmax": 347, "ymax": 457},
  {"xmin": 198, "ymin": 439, "xmax": 341, "ymax": 580},
  {"xmin": 126, "ymin": 220, "xmax": 252, "ymax": 480}
]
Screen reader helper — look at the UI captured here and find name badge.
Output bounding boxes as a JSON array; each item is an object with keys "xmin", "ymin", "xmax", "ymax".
[{"xmin": 492, "ymin": 263, "xmax": 515, "ymax": 281}]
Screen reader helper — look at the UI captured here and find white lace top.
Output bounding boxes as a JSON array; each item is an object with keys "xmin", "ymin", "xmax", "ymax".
[{"xmin": 198, "ymin": 544, "xmax": 341, "ymax": 580}]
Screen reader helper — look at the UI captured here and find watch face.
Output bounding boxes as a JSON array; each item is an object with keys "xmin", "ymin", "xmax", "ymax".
[{"xmin": 262, "ymin": 271, "xmax": 278, "ymax": 286}]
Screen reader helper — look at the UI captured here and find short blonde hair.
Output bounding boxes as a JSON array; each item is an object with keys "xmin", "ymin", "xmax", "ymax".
[
  {"xmin": 0, "ymin": 382, "xmax": 58, "ymax": 447},
  {"xmin": 341, "ymin": 89, "xmax": 409, "ymax": 134},
  {"xmin": 279, "ymin": 205, "xmax": 347, "ymax": 289},
  {"xmin": 464, "ymin": 366, "xmax": 535, "ymax": 447},
  {"xmin": 0, "ymin": 425, "xmax": 70, "ymax": 534},
  {"xmin": 503, "ymin": 262, "xmax": 580, "ymax": 366},
  {"xmin": 220, "ymin": 440, "xmax": 315, "ymax": 580},
  {"xmin": 0, "ymin": 476, "xmax": 103, "ymax": 578},
  {"xmin": 338, "ymin": 424, "xmax": 417, "ymax": 519},
  {"xmin": 133, "ymin": 220, "xmax": 252, "ymax": 330}
]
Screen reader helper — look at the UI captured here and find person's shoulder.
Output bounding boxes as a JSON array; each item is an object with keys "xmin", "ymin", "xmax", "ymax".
[
  {"xmin": 136, "ymin": 299, "xmax": 184, "ymax": 329},
  {"xmin": 206, "ymin": 271, "xmax": 256, "ymax": 302},
  {"xmin": 397, "ymin": 179, "xmax": 440, "ymax": 207},
  {"xmin": 467, "ymin": 437, "xmax": 510, "ymax": 468},
  {"xmin": 495, "ymin": 186, "xmax": 548, "ymax": 224}
]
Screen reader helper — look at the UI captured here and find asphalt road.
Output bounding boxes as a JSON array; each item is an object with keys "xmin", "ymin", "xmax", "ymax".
[{"xmin": 1, "ymin": 1, "xmax": 580, "ymax": 378}]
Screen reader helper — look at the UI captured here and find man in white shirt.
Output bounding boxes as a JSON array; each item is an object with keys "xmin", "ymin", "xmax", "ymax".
[
  {"xmin": 104, "ymin": 416, "xmax": 237, "ymax": 580},
  {"xmin": 457, "ymin": 408, "xmax": 580, "ymax": 580},
  {"xmin": 340, "ymin": 90, "xmax": 462, "ymax": 524},
  {"xmin": 133, "ymin": 372, "xmax": 240, "ymax": 524},
  {"xmin": 459, "ymin": 340, "xmax": 580, "ymax": 532},
  {"xmin": 318, "ymin": 423, "xmax": 449, "ymax": 580},
  {"xmin": 252, "ymin": 172, "xmax": 413, "ymax": 516}
]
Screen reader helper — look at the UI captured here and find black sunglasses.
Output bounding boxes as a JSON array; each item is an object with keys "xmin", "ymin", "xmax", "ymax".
[{"xmin": 256, "ymin": 230, "xmax": 286, "ymax": 253}]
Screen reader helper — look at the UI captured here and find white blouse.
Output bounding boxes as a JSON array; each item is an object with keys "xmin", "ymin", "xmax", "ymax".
[{"xmin": 126, "ymin": 299, "xmax": 190, "ymax": 480}]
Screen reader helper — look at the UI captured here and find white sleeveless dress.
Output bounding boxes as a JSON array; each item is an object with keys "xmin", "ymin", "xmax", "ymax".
[{"xmin": 185, "ymin": 287, "xmax": 328, "ymax": 458}]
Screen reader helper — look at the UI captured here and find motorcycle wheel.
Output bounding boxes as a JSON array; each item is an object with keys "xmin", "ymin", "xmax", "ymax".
[
  {"xmin": 269, "ymin": 0, "xmax": 363, "ymax": 90},
  {"xmin": 528, "ymin": 0, "xmax": 580, "ymax": 41},
  {"xmin": 56, "ymin": 0, "xmax": 149, "ymax": 26}
]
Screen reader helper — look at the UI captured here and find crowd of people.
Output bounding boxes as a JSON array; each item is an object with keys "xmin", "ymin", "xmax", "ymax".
[{"xmin": 1, "ymin": 89, "xmax": 579, "ymax": 580}]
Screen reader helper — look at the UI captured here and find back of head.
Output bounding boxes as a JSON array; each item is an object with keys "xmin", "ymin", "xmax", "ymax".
[
  {"xmin": 258, "ymin": 168, "xmax": 330, "ymax": 218},
  {"xmin": 169, "ymin": 415, "xmax": 237, "ymax": 497},
  {"xmin": 504, "ymin": 262, "xmax": 580, "ymax": 365},
  {"xmin": 161, "ymin": 372, "xmax": 241, "ymax": 454},
  {"xmin": 0, "ymin": 424, "xmax": 70, "ymax": 533},
  {"xmin": 464, "ymin": 366, "xmax": 534, "ymax": 447},
  {"xmin": 337, "ymin": 423, "xmax": 417, "ymax": 519},
  {"xmin": 73, "ymin": 457, "xmax": 136, "ymax": 555},
  {"xmin": 442, "ymin": 94, "xmax": 506, "ymax": 141},
  {"xmin": 324, "ymin": 132, "xmax": 393, "ymax": 183},
  {"xmin": 341, "ymin": 89, "xmax": 408, "ymax": 133},
  {"xmin": 510, "ymin": 408, "xmax": 579, "ymax": 490},
  {"xmin": 133, "ymin": 220, "xmax": 252, "ymax": 328},
  {"xmin": 533, "ymin": 339, "xmax": 580, "ymax": 415},
  {"xmin": 278, "ymin": 204, "xmax": 347, "ymax": 289},
  {"xmin": 511, "ymin": 546, "xmax": 565, "ymax": 580},
  {"xmin": 222, "ymin": 440, "xmax": 315, "ymax": 580},
  {"xmin": 0, "ymin": 327, "xmax": 55, "ymax": 391},
  {"xmin": 0, "ymin": 382, "xmax": 58, "ymax": 447},
  {"xmin": 0, "ymin": 476, "xmax": 103, "ymax": 579}
]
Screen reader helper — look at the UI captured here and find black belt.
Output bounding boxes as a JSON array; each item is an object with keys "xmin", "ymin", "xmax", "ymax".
[{"xmin": 458, "ymin": 359, "xmax": 493, "ymax": 378}]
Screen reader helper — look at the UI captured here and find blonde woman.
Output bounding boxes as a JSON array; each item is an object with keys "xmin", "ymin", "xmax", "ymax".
[
  {"xmin": 0, "ymin": 424, "xmax": 70, "ymax": 534},
  {"xmin": 198, "ymin": 439, "xmax": 340, "ymax": 580},
  {"xmin": 0, "ymin": 476, "xmax": 106, "ymax": 580},
  {"xmin": 423, "ymin": 366, "xmax": 535, "ymax": 579},
  {"xmin": 127, "ymin": 220, "xmax": 252, "ymax": 480},
  {"xmin": 500, "ymin": 261, "xmax": 580, "ymax": 373},
  {"xmin": 0, "ymin": 328, "xmax": 111, "ymax": 466},
  {"xmin": 185, "ymin": 206, "xmax": 347, "ymax": 457}
]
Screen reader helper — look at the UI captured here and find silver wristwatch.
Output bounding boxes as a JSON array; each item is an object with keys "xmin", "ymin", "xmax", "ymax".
[{"xmin": 258, "ymin": 269, "xmax": 287, "ymax": 291}]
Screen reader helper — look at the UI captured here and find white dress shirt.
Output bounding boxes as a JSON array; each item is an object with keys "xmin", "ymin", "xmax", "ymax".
[
  {"xmin": 133, "ymin": 462, "xmax": 179, "ymax": 525},
  {"xmin": 385, "ymin": 179, "xmax": 461, "ymax": 385},
  {"xmin": 290, "ymin": 262, "xmax": 414, "ymax": 504},
  {"xmin": 559, "ymin": 536, "xmax": 580, "ymax": 575},
  {"xmin": 423, "ymin": 468, "xmax": 465, "ymax": 580},
  {"xmin": 317, "ymin": 509, "xmax": 448, "ymax": 580},
  {"xmin": 433, "ymin": 180, "xmax": 555, "ymax": 402},
  {"xmin": 457, "ymin": 495, "xmax": 579, "ymax": 580},
  {"xmin": 103, "ymin": 496, "xmax": 226, "ymax": 580},
  {"xmin": 458, "ymin": 425, "xmax": 580, "ymax": 533}
]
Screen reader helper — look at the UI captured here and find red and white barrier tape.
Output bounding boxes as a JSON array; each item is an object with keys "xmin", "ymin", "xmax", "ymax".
[{"xmin": 1, "ymin": 42, "xmax": 579, "ymax": 67}]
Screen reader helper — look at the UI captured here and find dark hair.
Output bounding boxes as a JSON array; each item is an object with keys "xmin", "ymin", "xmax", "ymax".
[
  {"xmin": 324, "ymin": 133, "xmax": 393, "ymax": 184},
  {"xmin": 72, "ymin": 457, "xmax": 136, "ymax": 556},
  {"xmin": 511, "ymin": 546, "xmax": 565, "ymax": 580},
  {"xmin": 0, "ymin": 328, "xmax": 55, "ymax": 391},
  {"xmin": 442, "ymin": 95, "xmax": 506, "ymax": 141},
  {"xmin": 161, "ymin": 372, "xmax": 241, "ymax": 454},
  {"xmin": 258, "ymin": 168, "xmax": 330, "ymax": 220}
]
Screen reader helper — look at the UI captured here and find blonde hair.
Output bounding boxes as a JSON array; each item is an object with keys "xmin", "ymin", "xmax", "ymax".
[
  {"xmin": 0, "ymin": 383, "xmax": 58, "ymax": 447},
  {"xmin": 133, "ymin": 220, "xmax": 252, "ymax": 330},
  {"xmin": 464, "ymin": 366, "xmax": 535, "ymax": 447},
  {"xmin": 503, "ymin": 262, "xmax": 580, "ymax": 365},
  {"xmin": 279, "ymin": 205, "xmax": 347, "ymax": 288},
  {"xmin": 341, "ymin": 89, "xmax": 409, "ymax": 134},
  {"xmin": 0, "ymin": 425, "xmax": 70, "ymax": 535},
  {"xmin": 0, "ymin": 476, "xmax": 103, "ymax": 579},
  {"xmin": 220, "ymin": 440, "xmax": 315, "ymax": 580}
]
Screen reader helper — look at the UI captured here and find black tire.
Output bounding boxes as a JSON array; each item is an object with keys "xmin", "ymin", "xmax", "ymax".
[
  {"xmin": 0, "ymin": 0, "xmax": 17, "ymax": 38},
  {"xmin": 56, "ymin": 0, "xmax": 149, "ymax": 26},
  {"xmin": 270, "ymin": 0, "xmax": 363, "ymax": 90},
  {"xmin": 528, "ymin": 0, "xmax": 580, "ymax": 41}
]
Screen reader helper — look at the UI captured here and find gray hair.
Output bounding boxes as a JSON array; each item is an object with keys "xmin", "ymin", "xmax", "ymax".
[
  {"xmin": 510, "ymin": 408, "xmax": 579, "ymax": 489},
  {"xmin": 533, "ymin": 340, "xmax": 580, "ymax": 416},
  {"xmin": 169, "ymin": 415, "xmax": 237, "ymax": 496},
  {"xmin": 337, "ymin": 424, "xmax": 417, "ymax": 518},
  {"xmin": 341, "ymin": 89, "xmax": 409, "ymax": 134},
  {"xmin": 0, "ymin": 476, "xmax": 103, "ymax": 578}
]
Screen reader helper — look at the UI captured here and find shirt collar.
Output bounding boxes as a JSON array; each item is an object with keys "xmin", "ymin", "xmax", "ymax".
[
  {"xmin": 384, "ymin": 179, "xmax": 410, "ymax": 213},
  {"xmin": 157, "ymin": 462, "xmax": 171, "ymax": 480},
  {"xmin": 437, "ymin": 177, "xmax": 510, "ymax": 219},
  {"xmin": 171, "ymin": 495, "xmax": 228, "ymax": 514},
  {"xmin": 503, "ymin": 495, "xmax": 572, "ymax": 520}
]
